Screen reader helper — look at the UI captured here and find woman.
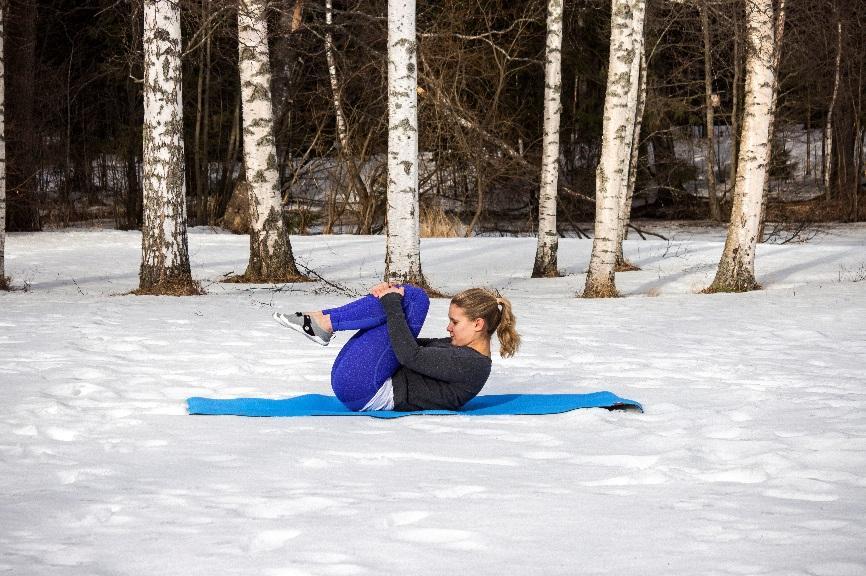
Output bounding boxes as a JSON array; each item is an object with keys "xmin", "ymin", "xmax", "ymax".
[{"xmin": 273, "ymin": 283, "xmax": 520, "ymax": 412}]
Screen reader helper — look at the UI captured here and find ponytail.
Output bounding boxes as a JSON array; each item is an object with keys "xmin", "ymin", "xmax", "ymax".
[
  {"xmin": 494, "ymin": 296, "xmax": 520, "ymax": 358},
  {"xmin": 451, "ymin": 288, "xmax": 521, "ymax": 358}
]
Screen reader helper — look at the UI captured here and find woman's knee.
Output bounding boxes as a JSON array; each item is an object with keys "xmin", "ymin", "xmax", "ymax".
[{"xmin": 402, "ymin": 285, "xmax": 430, "ymax": 308}]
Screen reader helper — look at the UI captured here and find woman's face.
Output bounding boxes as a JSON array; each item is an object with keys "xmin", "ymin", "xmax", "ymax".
[{"xmin": 447, "ymin": 304, "xmax": 483, "ymax": 347}]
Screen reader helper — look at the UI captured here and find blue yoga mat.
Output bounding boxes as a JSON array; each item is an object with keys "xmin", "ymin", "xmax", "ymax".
[{"xmin": 187, "ymin": 392, "xmax": 643, "ymax": 418}]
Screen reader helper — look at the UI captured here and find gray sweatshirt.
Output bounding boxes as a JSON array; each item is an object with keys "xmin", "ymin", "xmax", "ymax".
[{"xmin": 380, "ymin": 292, "xmax": 492, "ymax": 411}]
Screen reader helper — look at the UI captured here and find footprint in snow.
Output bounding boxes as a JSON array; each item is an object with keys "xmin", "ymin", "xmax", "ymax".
[
  {"xmin": 385, "ymin": 510, "xmax": 430, "ymax": 527},
  {"xmin": 431, "ymin": 485, "xmax": 485, "ymax": 498},
  {"xmin": 395, "ymin": 528, "xmax": 486, "ymax": 551},
  {"xmin": 248, "ymin": 529, "xmax": 302, "ymax": 554},
  {"xmin": 696, "ymin": 468, "xmax": 769, "ymax": 484}
]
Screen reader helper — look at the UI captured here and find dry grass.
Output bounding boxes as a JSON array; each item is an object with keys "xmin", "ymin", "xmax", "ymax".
[{"xmin": 420, "ymin": 206, "xmax": 462, "ymax": 238}]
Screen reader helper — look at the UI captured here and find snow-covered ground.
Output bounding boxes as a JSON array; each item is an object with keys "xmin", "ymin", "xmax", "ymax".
[{"xmin": 2, "ymin": 224, "xmax": 865, "ymax": 576}]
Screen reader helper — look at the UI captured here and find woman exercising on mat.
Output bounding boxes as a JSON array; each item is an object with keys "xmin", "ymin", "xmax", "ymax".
[{"xmin": 273, "ymin": 283, "xmax": 520, "ymax": 412}]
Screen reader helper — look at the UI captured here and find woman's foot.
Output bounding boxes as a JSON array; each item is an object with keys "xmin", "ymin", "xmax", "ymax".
[{"xmin": 273, "ymin": 311, "xmax": 333, "ymax": 346}]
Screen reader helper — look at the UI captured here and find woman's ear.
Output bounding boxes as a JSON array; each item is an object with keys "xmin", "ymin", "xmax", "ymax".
[{"xmin": 474, "ymin": 317, "xmax": 486, "ymax": 333}]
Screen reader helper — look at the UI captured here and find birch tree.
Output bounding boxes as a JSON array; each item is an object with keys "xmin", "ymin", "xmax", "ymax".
[
  {"xmin": 324, "ymin": 0, "xmax": 369, "ymax": 235},
  {"xmin": 384, "ymin": 0, "xmax": 425, "ymax": 285},
  {"xmin": 700, "ymin": 0, "xmax": 722, "ymax": 221},
  {"xmin": 532, "ymin": 0, "xmax": 564, "ymax": 278},
  {"xmin": 0, "ymin": 4, "xmax": 7, "ymax": 290},
  {"xmin": 138, "ymin": 0, "xmax": 198, "ymax": 295},
  {"xmin": 615, "ymin": 51, "xmax": 646, "ymax": 272},
  {"xmin": 237, "ymin": 0, "xmax": 304, "ymax": 282},
  {"xmin": 706, "ymin": 0, "xmax": 781, "ymax": 293},
  {"xmin": 584, "ymin": 0, "xmax": 647, "ymax": 298},
  {"xmin": 824, "ymin": 17, "xmax": 842, "ymax": 199}
]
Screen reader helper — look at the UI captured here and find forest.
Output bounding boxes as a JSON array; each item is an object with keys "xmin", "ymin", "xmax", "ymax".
[
  {"xmin": 3, "ymin": 3, "xmax": 866, "ymax": 571},
  {"xmin": 0, "ymin": 0, "xmax": 864, "ymax": 294}
]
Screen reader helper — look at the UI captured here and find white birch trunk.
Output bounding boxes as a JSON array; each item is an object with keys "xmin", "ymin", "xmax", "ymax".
[
  {"xmin": 824, "ymin": 18, "xmax": 842, "ymax": 200},
  {"xmin": 139, "ymin": 0, "xmax": 195, "ymax": 294},
  {"xmin": 532, "ymin": 0, "xmax": 564, "ymax": 278},
  {"xmin": 707, "ymin": 0, "xmax": 778, "ymax": 293},
  {"xmin": 385, "ymin": 0, "xmax": 424, "ymax": 284},
  {"xmin": 757, "ymin": 0, "xmax": 786, "ymax": 242},
  {"xmin": 324, "ymin": 0, "xmax": 367, "ymax": 234},
  {"xmin": 325, "ymin": 0, "xmax": 348, "ymax": 152},
  {"xmin": 584, "ymin": 0, "xmax": 646, "ymax": 298},
  {"xmin": 616, "ymin": 50, "xmax": 646, "ymax": 271},
  {"xmin": 0, "ymin": 6, "xmax": 6, "ymax": 287},
  {"xmin": 238, "ymin": 0, "xmax": 301, "ymax": 281}
]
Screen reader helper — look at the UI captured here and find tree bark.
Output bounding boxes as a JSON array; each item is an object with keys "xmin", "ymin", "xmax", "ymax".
[
  {"xmin": 324, "ymin": 0, "xmax": 345, "ymax": 233},
  {"xmin": 0, "ymin": 4, "xmax": 6, "ymax": 288},
  {"xmin": 237, "ymin": 0, "xmax": 304, "ymax": 282},
  {"xmin": 193, "ymin": 0, "xmax": 212, "ymax": 226},
  {"xmin": 824, "ymin": 18, "xmax": 841, "ymax": 200},
  {"xmin": 584, "ymin": 0, "xmax": 646, "ymax": 298},
  {"xmin": 384, "ymin": 0, "xmax": 425, "ymax": 285},
  {"xmin": 615, "ymin": 50, "xmax": 646, "ymax": 272},
  {"xmin": 532, "ymin": 0, "xmax": 564, "ymax": 278},
  {"xmin": 757, "ymin": 0, "xmax": 786, "ymax": 243},
  {"xmin": 706, "ymin": 0, "xmax": 779, "ymax": 293},
  {"xmin": 5, "ymin": 0, "xmax": 39, "ymax": 231},
  {"xmin": 138, "ymin": 0, "xmax": 197, "ymax": 295},
  {"xmin": 728, "ymin": 9, "xmax": 742, "ymax": 198},
  {"xmin": 700, "ymin": 0, "xmax": 721, "ymax": 221},
  {"xmin": 324, "ymin": 0, "xmax": 369, "ymax": 235}
]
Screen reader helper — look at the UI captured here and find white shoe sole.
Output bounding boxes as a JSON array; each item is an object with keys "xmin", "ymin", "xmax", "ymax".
[{"xmin": 273, "ymin": 312, "xmax": 331, "ymax": 346}]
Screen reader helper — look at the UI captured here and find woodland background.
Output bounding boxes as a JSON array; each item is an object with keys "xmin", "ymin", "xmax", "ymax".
[{"xmin": 3, "ymin": 0, "xmax": 865, "ymax": 236}]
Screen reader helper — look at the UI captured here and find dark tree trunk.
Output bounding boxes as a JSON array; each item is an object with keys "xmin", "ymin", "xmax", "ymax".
[{"xmin": 5, "ymin": 0, "xmax": 40, "ymax": 231}]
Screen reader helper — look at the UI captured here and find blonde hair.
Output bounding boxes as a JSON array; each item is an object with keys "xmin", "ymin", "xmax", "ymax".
[{"xmin": 451, "ymin": 288, "xmax": 521, "ymax": 358}]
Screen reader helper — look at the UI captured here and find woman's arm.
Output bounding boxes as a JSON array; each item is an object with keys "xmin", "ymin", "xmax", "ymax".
[{"xmin": 379, "ymin": 292, "xmax": 482, "ymax": 381}]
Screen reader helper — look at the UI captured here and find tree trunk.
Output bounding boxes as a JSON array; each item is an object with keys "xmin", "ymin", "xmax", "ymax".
[
  {"xmin": 700, "ymin": 0, "xmax": 721, "ymax": 221},
  {"xmin": 5, "ymin": 0, "xmax": 39, "ymax": 232},
  {"xmin": 584, "ymin": 0, "xmax": 646, "ymax": 298},
  {"xmin": 615, "ymin": 51, "xmax": 646, "ymax": 272},
  {"xmin": 532, "ymin": 0, "xmax": 564, "ymax": 278},
  {"xmin": 138, "ymin": 0, "xmax": 197, "ymax": 295},
  {"xmin": 324, "ymin": 0, "xmax": 344, "ymax": 234},
  {"xmin": 706, "ymin": 0, "xmax": 779, "ymax": 293},
  {"xmin": 237, "ymin": 0, "xmax": 304, "ymax": 282},
  {"xmin": 824, "ymin": 18, "xmax": 841, "ymax": 200},
  {"xmin": 324, "ymin": 0, "xmax": 369, "ymax": 235},
  {"xmin": 0, "ymin": 4, "xmax": 6, "ymax": 288},
  {"xmin": 805, "ymin": 90, "xmax": 812, "ymax": 178},
  {"xmin": 270, "ymin": 0, "xmax": 303, "ymax": 186},
  {"xmin": 384, "ymin": 0, "xmax": 425, "ymax": 285},
  {"xmin": 193, "ymin": 0, "xmax": 211, "ymax": 226},
  {"xmin": 728, "ymin": 10, "xmax": 742, "ymax": 199},
  {"xmin": 217, "ymin": 92, "xmax": 241, "ymax": 220},
  {"xmin": 757, "ymin": 0, "xmax": 786, "ymax": 243}
]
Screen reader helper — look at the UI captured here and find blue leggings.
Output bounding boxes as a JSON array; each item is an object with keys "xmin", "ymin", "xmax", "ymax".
[{"xmin": 323, "ymin": 286, "xmax": 430, "ymax": 411}]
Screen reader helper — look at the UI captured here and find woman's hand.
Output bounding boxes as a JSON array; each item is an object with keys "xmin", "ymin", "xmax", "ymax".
[{"xmin": 370, "ymin": 282, "xmax": 405, "ymax": 299}]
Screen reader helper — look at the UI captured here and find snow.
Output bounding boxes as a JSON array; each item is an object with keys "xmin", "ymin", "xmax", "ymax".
[{"xmin": 2, "ymin": 224, "xmax": 865, "ymax": 576}]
